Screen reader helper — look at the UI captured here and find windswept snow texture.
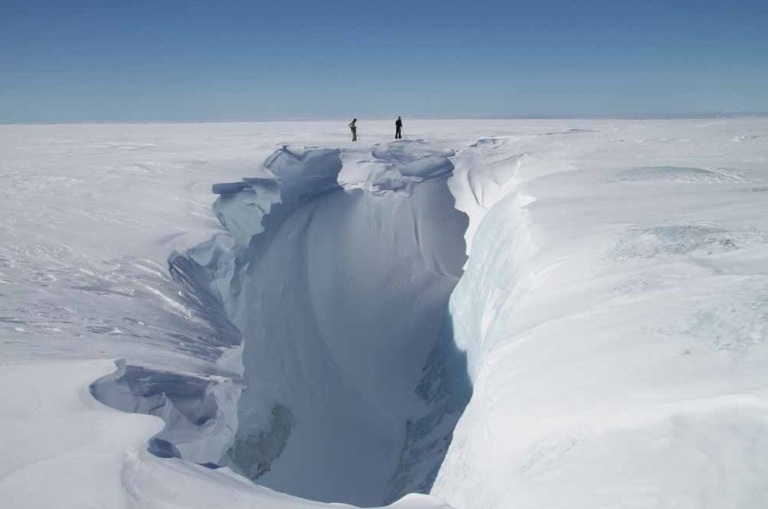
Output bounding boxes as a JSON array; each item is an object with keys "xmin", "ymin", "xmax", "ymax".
[
  {"xmin": 173, "ymin": 141, "xmax": 471, "ymax": 505},
  {"xmin": 433, "ymin": 122, "xmax": 768, "ymax": 509},
  {"xmin": 2, "ymin": 119, "xmax": 768, "ymax": 509}
]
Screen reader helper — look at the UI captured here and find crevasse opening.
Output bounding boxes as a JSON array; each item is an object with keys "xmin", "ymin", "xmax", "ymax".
[{"xmin": 163, "ymin": 141, "xmax": 473, "ymax": 506}]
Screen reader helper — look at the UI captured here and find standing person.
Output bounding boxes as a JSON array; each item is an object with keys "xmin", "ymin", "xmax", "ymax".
[
  {"xmin": 349, "ymin": 118, "xmax": 358, "ymax": 141},
  {"xmin": 395, "ymin": 116, "xmax": 403, "ymax": 139}
]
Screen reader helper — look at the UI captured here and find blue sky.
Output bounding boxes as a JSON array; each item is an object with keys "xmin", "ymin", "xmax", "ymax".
[{"xmin": 1, "ymin": 0, "xmax": 767, "ymax": 122}]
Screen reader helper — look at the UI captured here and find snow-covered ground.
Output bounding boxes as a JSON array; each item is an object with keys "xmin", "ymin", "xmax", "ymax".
[{"xmin": 1, "ymin": 119, "xmax": 767, "ymax": 508}]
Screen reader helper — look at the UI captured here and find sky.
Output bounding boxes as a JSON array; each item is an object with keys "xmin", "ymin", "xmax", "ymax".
[{"xmin": 1, "ymin": 0, "xmax": 767, "ymax": 122}]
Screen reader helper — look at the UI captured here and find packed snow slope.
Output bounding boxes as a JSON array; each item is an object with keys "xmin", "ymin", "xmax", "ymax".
[{"xmin": 1, "ymin": 119, "xmax": 768, "ymax": 509}]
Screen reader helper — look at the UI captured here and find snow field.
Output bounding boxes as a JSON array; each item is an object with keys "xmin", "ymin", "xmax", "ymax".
[{"xmin": 1, "ymin": 119, "xmax": 768, "ymax": 509}]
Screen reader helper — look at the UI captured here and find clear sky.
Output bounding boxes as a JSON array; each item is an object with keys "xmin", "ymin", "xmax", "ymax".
[{"xmin": 1, "ymin": 0, "xmax": 767, "ymax": 122}]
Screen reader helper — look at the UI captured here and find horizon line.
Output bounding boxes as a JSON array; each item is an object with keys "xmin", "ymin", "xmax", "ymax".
[{"xmin": 2, "ymin": 112, "xmax": 768, "ymax": 126}]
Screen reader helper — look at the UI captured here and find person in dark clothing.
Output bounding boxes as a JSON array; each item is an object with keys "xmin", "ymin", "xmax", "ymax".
[
  {"xmin": 395, "ymin": 116, "xmax": 403, "ymax": 139},
  {"xmin": 349, "ymin": 118, "xmax": 358, "ymax": 141}
]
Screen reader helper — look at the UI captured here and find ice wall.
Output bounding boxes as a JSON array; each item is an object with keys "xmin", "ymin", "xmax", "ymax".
[
  {"xmin": 172, "ymin": 142, "xmax": 471, "ymax": 506},
  {"xmin": 90, "ymin": 359, "xmax": 241, "ymax": 465}
]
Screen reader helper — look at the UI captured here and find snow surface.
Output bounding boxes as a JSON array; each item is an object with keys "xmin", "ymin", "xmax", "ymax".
[{"xmin": 2, "ymin": 119, "xmax": 768, "ymax": 509}]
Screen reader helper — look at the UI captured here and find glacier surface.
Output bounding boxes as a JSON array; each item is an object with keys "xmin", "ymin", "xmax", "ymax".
[{"xmin": 1, "ymin": 119, "xmax": 768, "ymax": 509}]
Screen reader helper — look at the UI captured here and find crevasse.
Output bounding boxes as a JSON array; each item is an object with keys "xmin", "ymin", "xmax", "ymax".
[{"xmin": 164, "ymin": 141, "xmax": 473, "ymax": 506}]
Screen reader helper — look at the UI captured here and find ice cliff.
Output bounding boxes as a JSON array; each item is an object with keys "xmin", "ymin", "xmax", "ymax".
[{"xmin": 167, "ymin": 141, "xmax": 471, "ymax": 506}]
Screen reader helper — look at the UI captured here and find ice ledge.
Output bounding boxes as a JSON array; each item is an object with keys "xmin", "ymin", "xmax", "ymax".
[{"xmin": 213, "ymin": 140, "xmax": 458, "ymax": 199}]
